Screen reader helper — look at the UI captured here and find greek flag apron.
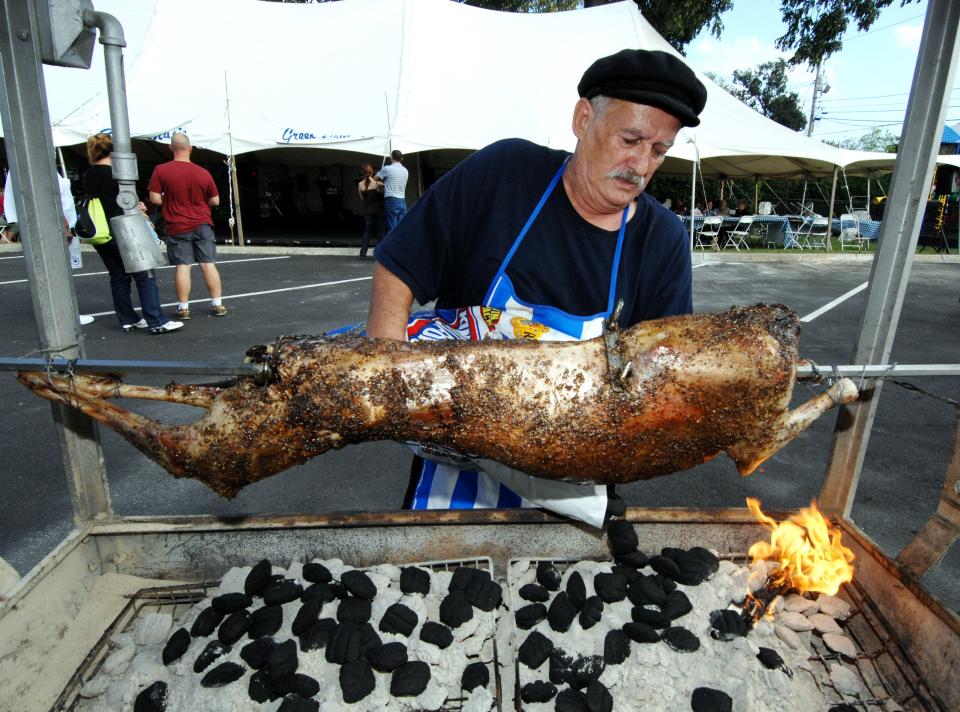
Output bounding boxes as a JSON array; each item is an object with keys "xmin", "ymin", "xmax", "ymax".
[{"xmin": 405, "ymin": 158, "xmax": 629, "ymax": 528}]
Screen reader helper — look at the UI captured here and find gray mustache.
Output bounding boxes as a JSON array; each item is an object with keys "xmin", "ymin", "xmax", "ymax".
[{"xmin": 607, "ymin": 169, "xmax": 645, "ymax": 190}]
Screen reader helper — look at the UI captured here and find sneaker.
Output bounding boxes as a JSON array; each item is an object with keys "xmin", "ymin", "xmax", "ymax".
[
  {"xmin": 79, "ymin": 314, "xmax": 95, "ymax": 325},
  {"xmin": 121, "ymin": 318, "xmax": 149, "ymax": 332},
  {"xmin": 176, "ymin": 307, "xmax": 191, "ymax": 320},
  {"xmin": 210, "ymin": 304, "xmax": 228, "ymax": 317},
  {"xmin": 149, "ymin": 320, "xmax": 183, "ymax": 335}
]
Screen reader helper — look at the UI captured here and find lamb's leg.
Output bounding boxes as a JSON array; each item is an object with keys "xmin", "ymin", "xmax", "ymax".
[{"xmin": 726, "ymin": 378, "xmax": 858, "ymax": 475}]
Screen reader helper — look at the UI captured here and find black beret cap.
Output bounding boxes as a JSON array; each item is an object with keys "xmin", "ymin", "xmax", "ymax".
[{"xmin": 577, "ymin": 49, "xmax": 707, "ymax": 127}]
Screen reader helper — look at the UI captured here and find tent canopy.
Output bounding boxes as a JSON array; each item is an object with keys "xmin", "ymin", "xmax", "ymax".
[{"xmin": 20, "ymin": 0, "xmax": 929, "ymax": 178}]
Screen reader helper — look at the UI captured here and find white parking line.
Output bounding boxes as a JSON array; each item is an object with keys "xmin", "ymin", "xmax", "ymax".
[
  {"xmin": 800, "ymin": 281, "xmax": 869, "ymax": 322},
  {"xmin": 86, "ymin": 276, "xmax": 373, "ymax": 318},
  {"xmin": 0, "ymin": 255, "xmax": 291, "ymax": 286}
]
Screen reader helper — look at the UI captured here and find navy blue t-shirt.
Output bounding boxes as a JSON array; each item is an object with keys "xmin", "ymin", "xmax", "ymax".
[{"xmin": 375, "ymin": 139, "xmax": 692, "ymax": 327}]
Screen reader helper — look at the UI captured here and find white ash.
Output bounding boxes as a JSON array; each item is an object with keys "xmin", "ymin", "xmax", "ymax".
[
  {"xmin": 508, "ymin": 558, "xmax": 869, "ymax": 711},
  {"xmin": 75, "ymin": 559, "xmax": 496, "ymax": 712}
]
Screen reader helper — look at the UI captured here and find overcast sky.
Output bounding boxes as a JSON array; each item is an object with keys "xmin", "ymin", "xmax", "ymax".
[{"xmin": 683, "ymin": 0, "xmax": 959, "ymax": 144}]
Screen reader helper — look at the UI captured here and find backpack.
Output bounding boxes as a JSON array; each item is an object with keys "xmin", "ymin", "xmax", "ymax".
[{"xmin": 74, "ymin": 197, "xmax": 112, "ymax": 245}]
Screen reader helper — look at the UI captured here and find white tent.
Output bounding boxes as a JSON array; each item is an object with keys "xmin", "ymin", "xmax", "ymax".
[{"xmin": 22, "ymin": 0, "xmax": 900, "ymax": 181}]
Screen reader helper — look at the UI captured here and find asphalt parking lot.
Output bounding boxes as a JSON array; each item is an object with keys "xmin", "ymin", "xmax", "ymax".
[{"xmin": 1, "ymin": 246, "xmax": 958, "ymax": 612}]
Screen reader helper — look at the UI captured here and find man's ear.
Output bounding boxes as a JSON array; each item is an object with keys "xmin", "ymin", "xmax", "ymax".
[{"xmin": 571, "ymin": 97, "xmax": 594, "ymax": 141}]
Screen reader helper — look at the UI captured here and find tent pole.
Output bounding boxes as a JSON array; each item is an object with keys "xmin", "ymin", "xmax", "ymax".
[
  {"xmin": 827, "ymin": 166, "xmax": 838, "ymax": 251},
  {"xmin": 754, "ymin": 176, "xmax": 759, "ymax": 213},
  {"xmin": 801, "ymin": 180, "xmax": 807, "ymax": 214},
  {"xmin": 224, "ymin": 72, "xmax": 244, "ymax": 247}
]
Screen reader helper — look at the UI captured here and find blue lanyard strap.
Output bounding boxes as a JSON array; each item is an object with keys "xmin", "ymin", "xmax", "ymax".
[{"xmin": 606, "ymin": 206, "xmax": 629, "ymax": 318}]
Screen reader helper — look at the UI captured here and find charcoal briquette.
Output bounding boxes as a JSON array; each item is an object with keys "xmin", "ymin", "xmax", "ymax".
[
  {"xmin": 579, "ymin": 596, "xmax": 604, "ymax": 630},
  {"xmin": 515, "ymin": 602, "xmax": 548, "ymax": 629},
  {"xmin": 369, "ymin": 641, "xmax": 407, "ymax": 672},
  {"xmin": 518, "ymin": 630, "xmax": 553, "ymax": 669},
  {"xmin": 300, "ymin": 582, "xmax": 334, "ymax": 604},
  {"xmin": 379, "ymin": 602, "xmax": 418, "ymax": 636},
  {"xmin": 691, "ymin": 687, "xmax": 733, "ymax": 712},
  {"xmin": 241, "ymin": 637, "xmax": 276, "ymax": 670},
  {"xmin": 666, "ymin": 550, "xmax": 714, "ymax": 586},
  {"xmin": 627, "ymin": 576, "xmax": 667, "ymax": 607},
  {"xmin": 536, "ymin": 561, "xmax": 562, "ymax": 591},
  {"xmin": 555, "ymin": 687, "xmax": 589, "ymax": 712},
  {"xmin": 419, "ymin": 621, "xmax": 453, "ymax": 649},
  {"xmin": 337, "ymin": 596, "xmax": 372, "ymax": 624},
  {"xmin": 162, "ymin": 627, "xmax": 190, "ymax": 665},
  {"xmin": 827, "ymin": 706, "xmax": 858, "ymax": 712},
  {"xmin": 585, "ymin": 679, "xmax": 613, "ymax": 712},
  {"xmin": 631, "ymin": 606, "xmax": 671, "ymax": 629},
  {"xmin": 464, "ymin": 574, "xmax": 502, "ymax": 612},
  {"xmin": 248, "ymin": 604, "xmax": 283, "ymax": 639},
  {"xmin": 603, "ymin": 629, "xmax": 630, "ymax": 665},
  {"xmin": 520, "ymin": 680, "xmax": 557, "ymax": 704},
  {"xmin": 661, "ymin": 626, "xmax": 700, "ymax": 652},
  {"xmin": 326, "ymin": 622, "xmax": 364, "ymax": 664},
  {"xmin": 439, "ymin": 589, "xmax": 473, "ymax": 628},
  {"xmin": 399, "ymin": 566, "xmax": 431, "ymax": 595},
  {"xmin": 248, "ymin": 669, "xmax": 280, "ymax": 703},
  {"xmin": 390, "ymin": 660, "xmax": 431, "ymax": 697},
  {"xmin": 614, "ymin": 550, "xmax": 649, "ymax": 569},
  {"xmin": 709, "ymin": 609, "xmax": 749, "ymax": 641},
  {"xmin": 212, "ymin": 592, "xmax": 252, "ymax": 613},
  {"xmin": 623, "ymin": 621, "xmax": 660, "ymax": 644},
  {"xmin": 190, "ymin": 606, "xmax": 225, "ymax": 638},
  {"xmin": 262, "ymin": 579, "xmax": 303, "ymax": 606},
  {"xmin": 302, "ymin": 562, "xmax": 332, "ymax": 584},
  {"xmin": 268, "ymin": 639, "xmax": 299, "ymax": 684},
  {"xmin": 339, "ymin": 659, "xmax": 375, "ymax": 704},
  {"xmin": 218, "ymin": 610, "xmax": 252, "ymax": 645},
  {"xmin": 358, "ymin": 622, "xmax": 382, "ymax": 656},
  {"xmin": 276, "ymin": 693, "xmax": 319, "ymax": 712},
  {"xmin": 757, "ymin": 646, "xmax": 784, "ymax": 670},
  {"xmin": 291, "ymin": 600, "xmax": 322, "ymax": 636},
  {"xmin": 661, "ymin": 590, "xmax": 693, "ymax": 620},
  {"xmin": 688, "ymin": 547, "xmax": 720, "ymax": 575},
  {"xmin": 275, "ymin": 672, "xmax": 320, "ymax": 699},
  {"xmin": 519, "ymin": 583, "xmax": 550, "ymax": 602},
  {"xmin": 548, "ymin": 648, "xmax": 574, "ymax": 685},
  {"xmin": 611, "ymin": 564, "xmax": 642, "ymax": 584},
  {"xmin": 566, "ymin": 571, "xmax": 586, "ymax": 610},
  {"xmin": 547, "ymin": 590, "xmax": 578, "ymax": 632},
  {"xmin": 298, "ymin": 618, "xmax": 336, "ymax": 652},
  {"xmin": 340, "ymin": 569, "xmax": 377, "ymax": 600},
  {"xmin": 328, "ymin": 581, "xmax": 347, "ymax": 599},
  {"xmin": 655, "ymin": 573, "xmax": 677, "ymax": 593},
  {"xmin": 605, "ymin": 492, "xmax": 627, "ymax": 518},
  {"xmin": 193, "ymin": 640, "xmax": 230, "ymax": 673},
  {"xmin": 593, "ymin": 572, "xmax": 627, "ymax": 603},
  {"xmin": 607, "ymin": 520, "xmax": 639, "ymax": 555},
  {"xmin": 566, "ymin": 655, "xmax": 606, "ymax": 689},
  {"xmin": 200, "ymin": 661, "xmax": 246, "ymax": 688},
  {"xmin": 450, "ymin": 565, "xmax": 482, "ymax": 592},
  {"xmin": 133, "ymin": 680, "xmax": 168, "ymax": 712},
  {"xmin": 244, "ymin": 560, "xmax": 272, "ymax": 597},
  {"xmin": 461, "ymin": 661, "xmax": 489, "ymax": 692},
  {"xmin": 649, "ymin": 555, "xmax": 684, "ymax": 583}
]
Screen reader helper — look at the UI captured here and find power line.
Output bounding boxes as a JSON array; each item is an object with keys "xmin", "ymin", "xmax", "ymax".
[{"xmin": 842, "ymin": 12, "xmax": 926, "ymax": 42}]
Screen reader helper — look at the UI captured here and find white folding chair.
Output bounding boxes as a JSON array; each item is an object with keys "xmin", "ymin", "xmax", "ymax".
[
  {"xmin": 695, "ymin": 216, "xmax": 723, "ymax": 250},
  {"xmin": 795, "ymin": 217, "xmax": 829, "ymax": 250},
  {"xmin": 725, "ymin": 215, "xmax": 754, "ymax": 250},
  {"xmin": 839, "ymin": 213, "xmax": 863, "ymax": 250}
]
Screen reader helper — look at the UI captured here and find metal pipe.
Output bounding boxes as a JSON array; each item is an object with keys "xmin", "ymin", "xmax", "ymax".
[
  {"xmin": 796, "ymin": 363, "xmax": 960, "ymax": 379},
  {"xmin": 0, "ymin": 356, "xmax": 267, "ymax": 379},
  {"xmin": 819, "ymin": 0, "xmax": 960, "ymax": 517}
]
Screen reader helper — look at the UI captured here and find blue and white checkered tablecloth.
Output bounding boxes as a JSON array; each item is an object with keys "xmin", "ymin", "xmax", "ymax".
[{"xmin": 831, "ymin": 218, "xmax": 882, "ymax": 240}]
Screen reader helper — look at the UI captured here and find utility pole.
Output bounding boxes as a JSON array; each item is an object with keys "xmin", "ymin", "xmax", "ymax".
[{"xmin": 807, "ymin": 61, "xmax": 822, "ymax": 137}]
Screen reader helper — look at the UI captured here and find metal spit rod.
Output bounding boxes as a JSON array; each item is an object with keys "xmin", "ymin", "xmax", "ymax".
[{"xmin": 0, "ymin": 357, "xmax": 957, "ymax": 381}]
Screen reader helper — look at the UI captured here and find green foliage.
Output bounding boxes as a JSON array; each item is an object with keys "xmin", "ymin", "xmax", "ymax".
[
  {"xmin": 826, "ymin": 127, "xmax": 900, "ymax": 152},
  {"xmin": 729, "ymin": 59, "xmax": 807, "ymax": 131},
  {"xmin": 462, "ymin": 0, "xmax": 580, "ymax": 10},
  {"xmin": 628, "ymin": 1, "xmax": 734, "ymax": 52},
  {"xmin": 777, "ymin": 0, "xmax": 920, "ymax": 66}
]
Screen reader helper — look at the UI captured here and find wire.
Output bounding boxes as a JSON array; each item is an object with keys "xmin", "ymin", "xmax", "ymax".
[{"xmin": 842, "ymin": 12, "xmax": 926, "ymax": 42}]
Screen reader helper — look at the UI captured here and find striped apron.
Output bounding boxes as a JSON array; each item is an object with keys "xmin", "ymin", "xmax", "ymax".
[{"xmin": 405, "ymin": 158, "xmax": 629, "ymax": 528}]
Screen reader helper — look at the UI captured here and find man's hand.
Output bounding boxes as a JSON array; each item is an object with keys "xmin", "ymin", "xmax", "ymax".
[{"xmin": 367, "ymin": 262, "xmax": 414, "ymax": 340}]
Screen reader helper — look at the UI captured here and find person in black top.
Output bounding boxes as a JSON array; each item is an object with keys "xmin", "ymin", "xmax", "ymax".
[{"xmin": 83, "ymin": 133, "xmax": 182, "ymax": 334}]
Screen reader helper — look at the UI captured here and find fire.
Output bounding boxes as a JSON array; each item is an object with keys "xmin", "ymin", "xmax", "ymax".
[{"xmin": 745, "ymin": 498, "xmax": 855, "ymax": 596}]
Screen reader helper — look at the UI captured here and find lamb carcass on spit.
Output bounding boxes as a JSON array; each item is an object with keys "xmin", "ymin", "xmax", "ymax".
[{"xmin": 17, "ymin": 304, "xmax": 857, "ymax": 498}]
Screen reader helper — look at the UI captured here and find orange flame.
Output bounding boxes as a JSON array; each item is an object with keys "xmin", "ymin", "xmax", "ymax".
[{"xmin": 746, "ymin": 497, "xmax": 855, "ymax": 596}]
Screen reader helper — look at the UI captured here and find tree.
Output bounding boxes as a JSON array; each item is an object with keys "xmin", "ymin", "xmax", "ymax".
[
  {"xmin": 728, "ymin": 59, "xmax": 808, "ymax": 131},
  {"xmin": 827, "ymin": 127, "xmax": 899, "ymax": 152},
  {"xmin": 463, "ymin": 0, "xmax": 579, "ymax": 10}
]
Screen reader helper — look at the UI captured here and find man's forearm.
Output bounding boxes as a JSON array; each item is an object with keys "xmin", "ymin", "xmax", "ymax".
[{"xmin": 367, "ymin": 262, "xmax": 414, "ymax": 340}]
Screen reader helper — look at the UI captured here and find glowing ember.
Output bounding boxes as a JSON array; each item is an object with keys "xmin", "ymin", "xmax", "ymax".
[{"xmin": 746, "ymin": 498, "xmax": 855, "ymax": 596}]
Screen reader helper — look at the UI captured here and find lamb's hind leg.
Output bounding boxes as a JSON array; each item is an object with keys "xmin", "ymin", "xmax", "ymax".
[{"xmin": 726, "ymin": 378, "xmax": 859, "ymax": 475}]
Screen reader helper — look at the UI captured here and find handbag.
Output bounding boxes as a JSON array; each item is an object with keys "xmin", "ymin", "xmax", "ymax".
[{"xmin": 74, "ymin": 197, "xmax": 112, "ymax": 245}]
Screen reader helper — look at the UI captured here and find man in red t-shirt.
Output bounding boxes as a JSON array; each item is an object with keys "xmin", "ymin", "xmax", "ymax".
[{"xmin": 148, "ymin": 133, "xmax": 227, "ymax": 319}]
